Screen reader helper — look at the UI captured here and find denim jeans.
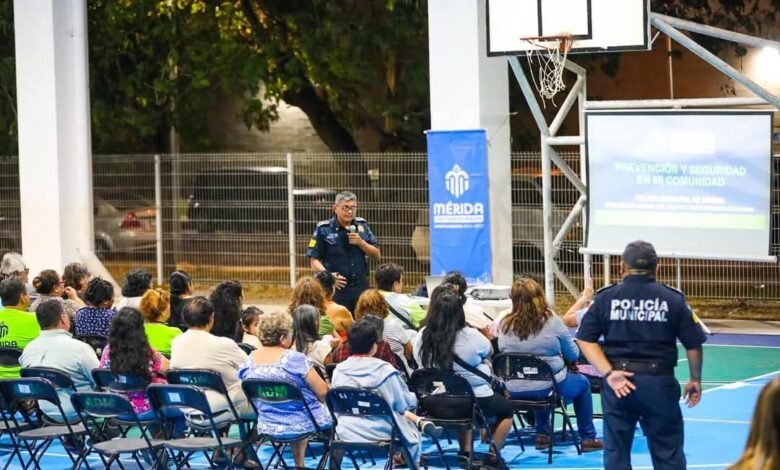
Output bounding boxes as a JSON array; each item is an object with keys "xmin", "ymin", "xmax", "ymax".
[{"xmin": 510, "ymin": 372, "xmax": 596, "ymax": 440}]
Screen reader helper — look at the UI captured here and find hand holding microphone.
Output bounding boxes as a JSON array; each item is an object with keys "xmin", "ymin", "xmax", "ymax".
[{"xmin": 347, "ymin": 224, "xmax": 363, "ymax": 246}]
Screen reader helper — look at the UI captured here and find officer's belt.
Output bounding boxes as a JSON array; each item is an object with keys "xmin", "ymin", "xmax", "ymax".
[
  {"xmin": 344, "ymin": 278, "xmax": 366, "ymax": 287},
  {"xmin": 610, "ymin": 358, "xmax": 674, "ymax": 375}
]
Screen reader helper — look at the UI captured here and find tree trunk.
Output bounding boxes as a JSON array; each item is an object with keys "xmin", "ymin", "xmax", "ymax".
[{"xmin": 282, "ymin": 84, "xmax": 360, "ymax": 152}]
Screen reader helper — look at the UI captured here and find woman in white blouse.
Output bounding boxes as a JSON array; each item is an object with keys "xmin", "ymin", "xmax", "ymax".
[{"xmin": 291, "ymin": 305, "xmax": 334, "ymax": 370}]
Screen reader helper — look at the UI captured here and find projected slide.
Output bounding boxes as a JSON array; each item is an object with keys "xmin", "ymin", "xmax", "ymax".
[{"xmin": 585, "ymin": 111, "xmax": 773, "ymax": 260}]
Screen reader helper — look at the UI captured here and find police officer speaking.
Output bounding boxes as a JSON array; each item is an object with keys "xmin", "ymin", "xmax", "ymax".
[
  {"xmin": 577, "ymin": 240, "xmax": 706, "ymax": 470},
  {"xmin": 307, "ymin": 191, "xmax": 381, "ymax": 313}
]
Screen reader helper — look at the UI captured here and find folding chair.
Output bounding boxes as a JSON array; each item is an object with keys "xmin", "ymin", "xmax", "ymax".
[
  {"xmin": 492, "ymin": 353, "xmax": 582, "ymax": 464},
  {"xmin": 90, "ymin": 368, "xmax": 158, "ymax": 436},
  {"xmin": 167, "ymin": 369, "xmax": 259, "ymax": 463},
  {"xmin": 241, "ymin": 378, "xmax": 330, "ymax": 469},
  {"xmin": 76, "ymin": 335, "xmax": 108, "ymax": 358},
  {"xmin": 71, "ymin": 391, "xmax": 167, "ymax": 469},
  {"xmin": 0, "ymin": 387, "xmax": 36, "ymax": 470},
  {"xmin": 409, "ymin": 368, "xmax": 504, "ymax": 470},
  {"xmin": 237, "ymin": 343, "xmax": 257, "ymax": 355},
  {"xmin": 325, "ymin": 364, "xmax": 337, "ymax": 382},
  {"xmin": 388, "ymin": 351, "xmax": 411, "ymax": 383},
  {"xmin": 325, "ymin": 387, "xmax": 419, "ymax": 470},
  {"xmin": 0, "ymin": 378, "xmax": 87, "ymax": 470},
  {"xmin": 148, "ymin": 384, "xmax": 246, "ymax": 470}
]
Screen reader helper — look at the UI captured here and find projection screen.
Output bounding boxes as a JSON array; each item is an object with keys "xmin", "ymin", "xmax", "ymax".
[{"xmin": 582, "ymin": 111, "xmax": 774, "ymax": 262}]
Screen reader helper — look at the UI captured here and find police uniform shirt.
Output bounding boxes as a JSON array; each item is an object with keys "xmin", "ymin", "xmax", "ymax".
[
  {"xmin": 306, "ymin": 216, "xmax": 379, "ymax": 283},
  {"xmin": 576, "ymin": 275, "xmax": 706, "ymax": 368}
]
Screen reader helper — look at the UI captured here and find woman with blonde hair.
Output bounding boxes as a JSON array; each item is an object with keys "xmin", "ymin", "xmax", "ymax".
[
  {"xmin": 288, "ymin": 276, "xmax": 339, "ymax": 339},
  {"xmin": 355, "ymin": 289, "xmax": 415, "ymax": 372},
  {"xmin": 139, "ymin": 288, "xmax": 182, "ymax": 357},
  {"xmin": 729, "ymin": 377, "xmax": 780, "ymax": 470},
  {"xmin": 497, "ymin": 278, "xmax": 602, "ymax": 452}
]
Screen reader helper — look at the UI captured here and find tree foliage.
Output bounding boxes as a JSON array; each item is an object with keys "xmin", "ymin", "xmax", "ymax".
[{"xmin": 0, "ymin": 0, "xmax": 778, "ymax": 154}]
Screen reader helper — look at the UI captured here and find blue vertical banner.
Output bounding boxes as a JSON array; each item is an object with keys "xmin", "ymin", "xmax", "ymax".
[{"xmin": 426, "ymin": 129, "xmax": 492, "ymax": 284}]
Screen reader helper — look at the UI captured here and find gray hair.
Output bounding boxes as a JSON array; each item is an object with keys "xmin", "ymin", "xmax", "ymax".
[
  {"xmin": 0, "ymin": 253, "xmax": 26, "ymax": 275},
  {"xmin": 256, "ymin": 310, "xmax": 292, "ymax": 347},
  {"xmin": 334, "ymin": 191, "xmax": 357, "ymax": 205}
]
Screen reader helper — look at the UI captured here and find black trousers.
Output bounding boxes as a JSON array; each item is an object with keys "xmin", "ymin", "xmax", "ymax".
[
  {"xmin": 601, "ymin": 373, "xmax": 685, "ymax": 470},
  {"xmin": 333, "ymin": 280, "xmax": 368, "ymax": 314}
]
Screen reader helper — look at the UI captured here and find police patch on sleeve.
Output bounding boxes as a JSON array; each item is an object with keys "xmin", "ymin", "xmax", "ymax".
[{"xmin": 308, "ymin": 239, "xmax": 317, "ymax": 248}]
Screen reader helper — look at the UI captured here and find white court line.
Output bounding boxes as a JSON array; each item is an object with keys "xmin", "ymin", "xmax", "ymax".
[
  {"xmin": 702, "ymin": 369, "xmax": 780, "ymax": 394},
  {"xmin": 511, "ymin": 464, "xmax": 732, "ymax": 470},
  {"xmin": 702, "ymin": 344, "xmax": 780, "ymax": 349},
  {"xmin": 684, "ymin": 417, "xmax": 751, "ymax": 424}
]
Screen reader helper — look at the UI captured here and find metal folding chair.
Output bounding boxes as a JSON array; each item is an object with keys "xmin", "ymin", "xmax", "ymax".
[
  {"xmin": 75, "ymin": 335, "xmax": 108, "ymax": 358},
  {"xmin": 0, "ymin": 378, "xmax": 87, "ymax": 470},
  {"xmin": 241, "ymin": 378, "xmax": 330, "ymax": 469},
  {"xmin": 325, "ymin": 387, "xmax": 418, "ymax": 470},
  {"xmin": 148, "ymin": 384, "xmax": 246, "ymax": 469},
  {"xmin": 492, "ymin": 353, "xmax": 582, "ymax": 463},
  {"xmin": 237, "ymin": 343, "xmax": 257, "ymax": 355},
  {"xmin": 71, "ymin": 391, "xmax": 167, "ymax": 469}
]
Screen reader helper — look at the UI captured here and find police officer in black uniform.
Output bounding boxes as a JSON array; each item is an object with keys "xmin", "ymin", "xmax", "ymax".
[
  {"xmin": 306, "ymin": 191, "xmax": 380, "ymax": 313},
  {"xmin": 577, "ymin": 240, "xmax": 706, "ymax": 470}
]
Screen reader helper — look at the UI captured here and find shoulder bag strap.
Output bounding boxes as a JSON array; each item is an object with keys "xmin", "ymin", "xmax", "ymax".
[{"xmin": 387, "ymin": 304, "xmax": 418, "ymax": 331}]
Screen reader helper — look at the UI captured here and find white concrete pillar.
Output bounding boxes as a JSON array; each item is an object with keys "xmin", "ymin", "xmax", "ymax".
[
  {"xmin": 428, "ymin": 0, "xmax": 513, "ymax": 284},
  {"xmin": 13, "ymin": 0, "xmax": 94, "ymax": 273}
]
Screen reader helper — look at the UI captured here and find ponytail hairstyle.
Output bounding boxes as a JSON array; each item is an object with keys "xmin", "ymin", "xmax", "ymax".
[
  {"xmin": 209, "ymin": 280, "xmax": 243, "ymax": 338},
  {"xmin": 84, "ymin": 278, "xmax": 114, "ymax": 308},
  {"xmin": 139, "ymin": 288, "xmax": 171, "ymax": 323},
  {"xmin": 32, "ymin": 269, "xmax": 61, "ymax": 295},
  {"xmin": 313, "ymin": 271, "xmax": 336, "ymax": 298},
  {"xmin": 233, "ymin": 306, "xmax": 264, "ymax": 343},
  {"xmin": 168, "ymin": 271, "xmax": 192, "ymax": 330}
]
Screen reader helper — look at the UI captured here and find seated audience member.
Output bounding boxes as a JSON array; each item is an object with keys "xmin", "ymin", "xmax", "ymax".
[
  {"xmin": 168, "ymin": 271, "xmax": 193, "ymax": 331},
  {"xmin": 313, "ymin": 271, "xmax": 353, "ymax": 340},
  {"xmin": 289, "ymin": 276, "xmax": 338, "ymax": 339},
  {"xmin": 29, "ymin": 269, "xmax": 85, "ymax": 328},
  {"xmin": 238, "ymin": 311, "xmax": 331, "ymax": 469},
  {"xmin": 62, "ymin": 262, "xmax": 91, "ymax": 302},
  {"xmin": 326, "ymin": 315, "xmax": 400, "ymax": 371},
  {"xmin": 292, "ymin": 305, "xmax": 333, "ymax": 369},
  {"xmin": 20, "ymin": 299, "xmax": 99, "ymax": 421},
  {"xmin": 443, "ymin": 271, "xmax": 492, "ymax": 338},
  {"xmin": 0, "ymin": 277, "xmax": 40, "ymax": 378},
  {"xmin": 497, "ymin": 278, "xmax": 602, "ymax": 451},
  {"xmin": 0, "ymin": 252, "xmax": 34, "ymax": 300},
  {"xmin": 99, "ymin": 307, "xmax": 170, "ymax": 416},
  {"xmin": 75, "ymin": 278, "xmax": 116, "ymax": 337},
  {"xmin": 234, "ymin": 306, "xmax": 263, "ymax": 349},
  {"xmin": 355, "ymin": 289, "xmax": 415, "ymax": 372},
  {"xmin": 331, "ymin": 319, "xmax": 442, "ymax": 465},
  {"xmin": 413, "ymin": 286, "xmax": 513, "ymax": 461},
  {"xmin": 729, "ymin": 377, "xmax": 779, "ymax": 470},
  {"xmin": 209, "ymin": 280, "xmax": 243, "ymax": 339},
  {"xmin": 375, "ymin": 263, "xmax": 426, "ymax": 329},
  {"xmin": 562, "ymin": 279, "xmax": 595, "ymax": 330},
  {"xmin": 170, "ymin": 297, "xmax": 254, "ymax": 418},
  {"xmin": 139, "ymin": 288, "xmax": 181, "ymax": 357},
  {"xmin": 115, "ymin": 268, "xmax": 153, "ymax": 310}
]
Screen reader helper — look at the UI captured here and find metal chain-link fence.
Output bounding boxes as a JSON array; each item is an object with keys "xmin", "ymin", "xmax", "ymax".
[{"xmin": 1, "ymin": 152, "xmax": 779, "ymax": 300}]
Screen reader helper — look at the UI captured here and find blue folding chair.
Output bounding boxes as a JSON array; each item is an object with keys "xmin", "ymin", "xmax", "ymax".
[
  {"xmin": 148, "ymin": 384, "xmax": 246, "ymax": 469},
  {"xmin": 0, "ymin": 378, "xmax": 88, "ymax": 470},
  {"xmin": 241, "ymin": 378, "xmax": 330, "ymax": 469},
  {"xmin": 325, "ymin": 387, "xmax": 418, "ymax": 470},
  {"xmin": 71, "ymin": 391, "xmax": 167, "ymax": 469}
]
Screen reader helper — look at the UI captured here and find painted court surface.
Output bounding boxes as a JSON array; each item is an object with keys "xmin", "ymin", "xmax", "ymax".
[{"xmin": 1, "ymin": 334, "xmax": 777, "ymax": 469}]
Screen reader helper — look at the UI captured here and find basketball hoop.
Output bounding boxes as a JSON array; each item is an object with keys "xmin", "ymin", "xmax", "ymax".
[{"xmin": 521, "ymin": 34, "xmax": 574, "ymax": 105}]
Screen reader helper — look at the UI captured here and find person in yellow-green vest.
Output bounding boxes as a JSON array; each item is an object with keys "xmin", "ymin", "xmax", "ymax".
[
  {"xmin": 139, "ymin": 288, "xmax": 182, "ymax": 358},
  {"xmin": 0, "ymin": 276, "xmax": 40, "ymax": 377}
]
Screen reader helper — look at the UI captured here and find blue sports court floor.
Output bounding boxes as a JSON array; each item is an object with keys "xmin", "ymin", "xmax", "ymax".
[{"xmin": 1, "ymin": 333, "xmax": 777, "ymax": 469}]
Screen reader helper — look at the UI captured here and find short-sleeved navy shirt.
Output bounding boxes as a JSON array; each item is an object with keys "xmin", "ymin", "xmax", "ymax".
[
  {"xmin": 577, "ymin": 275, "xmax": 706, "ymax": 368},
  {"xmin": 306, "ymin": 216, "xmax": 379, "ymax": 283}
]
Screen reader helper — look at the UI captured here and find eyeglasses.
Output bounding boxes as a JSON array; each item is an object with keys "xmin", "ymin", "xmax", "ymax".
[{"xmin": 339, "ymin": 205, "xmax": 357, "ymax": 213}]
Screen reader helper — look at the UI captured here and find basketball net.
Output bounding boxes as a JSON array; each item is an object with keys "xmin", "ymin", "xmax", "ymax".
[{"xmin": 522, "ymin": 35, "xmax": 574, "ymax": 106}]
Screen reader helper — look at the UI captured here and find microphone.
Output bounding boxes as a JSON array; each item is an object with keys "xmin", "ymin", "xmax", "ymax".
[{"xmin": 349, "ymin": 225, "xmax": 357, "ymax": 233}]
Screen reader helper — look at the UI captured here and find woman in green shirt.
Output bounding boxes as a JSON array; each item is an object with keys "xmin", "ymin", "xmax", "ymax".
[{"xmin": 139, "ymin": 288, "xmax": 182, "ymax": 357}]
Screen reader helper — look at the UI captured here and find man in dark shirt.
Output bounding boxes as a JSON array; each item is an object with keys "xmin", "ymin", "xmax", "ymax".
[
  {"xmin": 577, "ymin": 240, "xmax": 706, "ymax": 470},
  {"xmin": 307, "ymin": 191, "xmax": 380, "ymax": 313}
]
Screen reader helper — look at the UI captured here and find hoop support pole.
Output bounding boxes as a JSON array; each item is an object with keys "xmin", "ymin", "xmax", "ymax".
[{"xmin": 550, "ymin": 74, "xmax": 585, "ymax": 136}]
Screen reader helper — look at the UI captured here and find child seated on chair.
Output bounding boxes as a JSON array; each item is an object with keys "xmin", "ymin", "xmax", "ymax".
[{"xmin": 331, "ymin": 319, "xmax": 441, "ymax": 466}]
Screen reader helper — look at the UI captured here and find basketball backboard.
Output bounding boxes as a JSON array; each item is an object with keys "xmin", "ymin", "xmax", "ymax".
[{"xmin": 486, "ymin": 0, "xmax": 650, "ymax": 56}]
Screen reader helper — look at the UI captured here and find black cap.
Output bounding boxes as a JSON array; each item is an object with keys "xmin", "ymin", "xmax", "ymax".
[{"xmin": 622, "ymin": 240, "xmax": 658, "ymax": 270}]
